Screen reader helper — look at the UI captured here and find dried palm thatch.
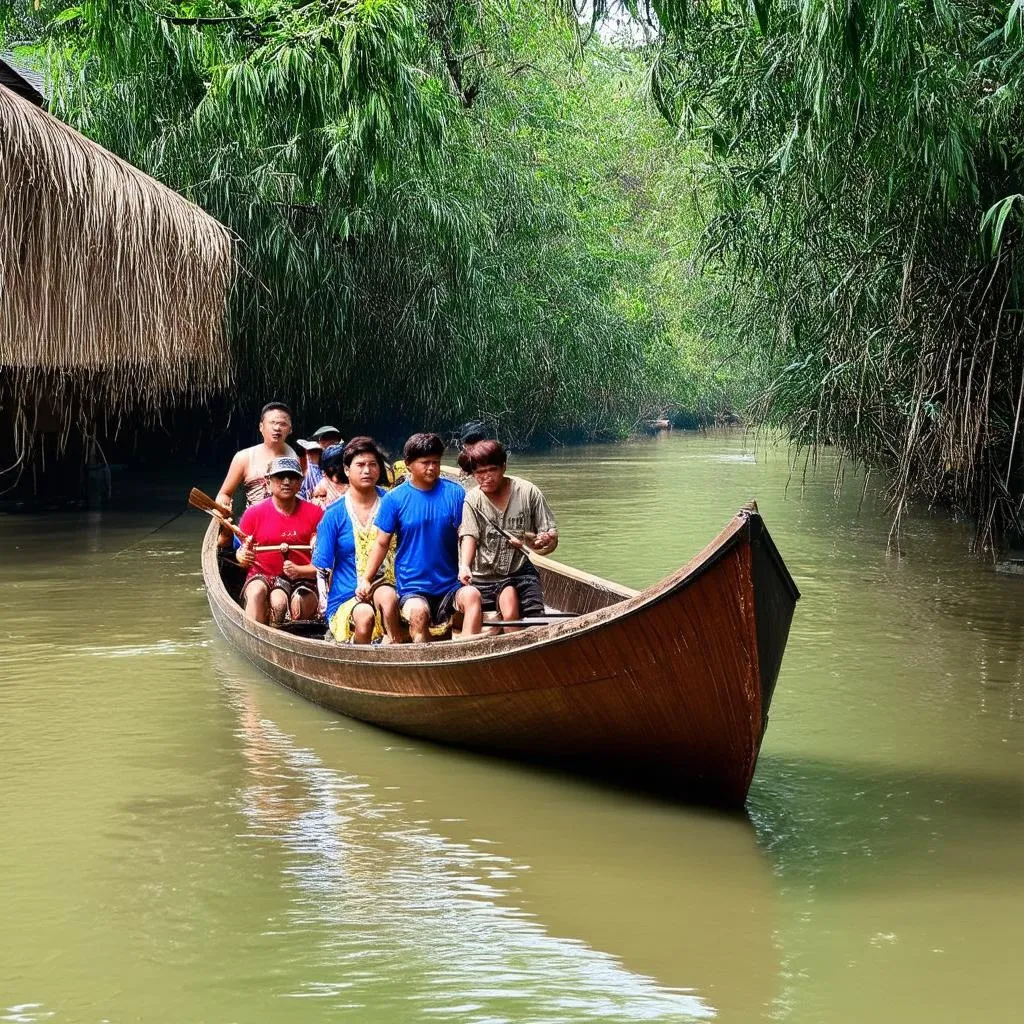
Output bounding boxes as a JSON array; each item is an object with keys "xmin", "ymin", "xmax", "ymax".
[{"xmin": 0, "ymin": 82, "xmax": 232, "ymax": 483}]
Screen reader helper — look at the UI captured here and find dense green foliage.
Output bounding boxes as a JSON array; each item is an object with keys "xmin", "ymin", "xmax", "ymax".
[
  {"xmin": 640, "ymin": 0, "xmax": 1024, "ymax": 546},
  {"xmin": 3, "ymin": 0, "xmax": 737, "ymax": 445}
]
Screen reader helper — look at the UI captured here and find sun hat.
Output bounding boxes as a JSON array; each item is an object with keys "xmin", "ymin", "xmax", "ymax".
[
  {"xmin": 266, "ymin": 456, "xmax": 304, "ymax": 478},
  {"xmin": 296, "ymin": 438, "xmax": 321, "ymax": 451},
  {"xmin": 311, "ymin": 425, "xmax": 343, "ymax": 440}
]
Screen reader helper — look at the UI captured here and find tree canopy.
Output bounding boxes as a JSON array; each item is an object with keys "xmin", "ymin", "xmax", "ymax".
[
  {"xmin": 640, "ymin": 0, "xmax": 1024, "ymax": 547},
  {"xmin": 4, "ymin": 0, "xmax": 722, "ymax": 444}
]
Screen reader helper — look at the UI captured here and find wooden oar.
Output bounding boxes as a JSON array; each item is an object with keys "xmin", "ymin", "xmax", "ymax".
[
  {"xmin": 188, "ymin": 487, "xmax": 232, "ymax": 519},
  {"xmin": 188, "ymin": 490, "xmax": 314, "ymax": 555},
  {"xmin": 191, "ymin": 502, "xmax": 251, "ymax": 545}
]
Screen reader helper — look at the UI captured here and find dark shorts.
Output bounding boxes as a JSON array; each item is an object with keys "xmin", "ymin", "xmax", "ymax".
[
  {"xmin": 475, "ymin": 563, "xmax": 545, "ymax": 618},
  {"xmin": 243, "ymin": 573, "xmax": 315, "ymax": 601},
  {"xmin": 399, "ymin": 587, "xmax": 461, "ymax": 626}
]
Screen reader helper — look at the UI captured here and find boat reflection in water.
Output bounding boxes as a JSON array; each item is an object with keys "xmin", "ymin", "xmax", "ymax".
[{"xmin": 218, "ymin": 642, "xmax": 779, "ymax": 1022}]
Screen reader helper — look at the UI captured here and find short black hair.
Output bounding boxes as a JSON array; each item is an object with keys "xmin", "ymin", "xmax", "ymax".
[
  {"xmin": 259, "ymin": 401, "xmax": 292, "ymax": 421},
  {"xmin": 403, "ymin": 432, "xmax": 445, "ymax": 462},
  {"xmin": 342, "ymin": 436, "xmax": 390, "ymax": 482}
]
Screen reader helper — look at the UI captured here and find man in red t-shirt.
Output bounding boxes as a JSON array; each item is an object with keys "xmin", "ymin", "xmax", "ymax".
[{"xmin": 236, "ymin": 456, "xmax": 324, "ymax": 625}]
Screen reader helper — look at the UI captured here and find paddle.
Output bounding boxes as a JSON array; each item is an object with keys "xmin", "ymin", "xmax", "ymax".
[
  {"xmin": 188, "ymin": 487, "xmax": 232, "ymax": 519},
  {"xmin": 188, "ymin": 496, "xmax": 251, "ymax": 546},
  {"xmin": 189, "ymin": 488, "xmax": 313, "ymax": 556}
]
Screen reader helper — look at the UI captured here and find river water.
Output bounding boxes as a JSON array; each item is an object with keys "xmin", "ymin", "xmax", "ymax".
[{"xmin": 1, "ymin": 431, "xmax": 1020, "ymax": 1023}]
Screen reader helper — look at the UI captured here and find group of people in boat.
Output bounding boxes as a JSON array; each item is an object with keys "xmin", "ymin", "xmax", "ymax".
[{"xmin": 215, "ymin": 402, "xmax": 558, "ymax": 644}]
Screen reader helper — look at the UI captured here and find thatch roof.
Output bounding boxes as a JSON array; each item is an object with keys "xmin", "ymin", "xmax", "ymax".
[{"xmin": 0, "ymin": 83, "xmax": 232, "ymax": 407}]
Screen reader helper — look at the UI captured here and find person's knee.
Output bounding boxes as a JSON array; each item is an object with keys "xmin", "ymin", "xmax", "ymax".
[
  {"xmin": 456, "ymin": 586, "xmax": 481, "ymax": 613},
  {"xmin": 353, "ymin": 604, "xmax": 375, "ymax": 630},
  {"xmin": 403, "ymin": 599, "xmax": 429, "ymax": 626}
]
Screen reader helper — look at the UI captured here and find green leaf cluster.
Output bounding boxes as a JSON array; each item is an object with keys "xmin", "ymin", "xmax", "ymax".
[
  {"xmin": 645, "ymin": 0, "xmax": 1024, "ymax": 547},
  {"xmin": 4, "ymin": 0, "xmax": 735, "ymax": 444}
]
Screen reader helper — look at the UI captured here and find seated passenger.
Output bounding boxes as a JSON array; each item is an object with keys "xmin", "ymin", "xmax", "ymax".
[
  {"xmin": 235, "ymin": 456, "xmax": 323, "ymax": 625},
  {"xmin": 357, "ymin": 432, "xmax": 483, "ymax": 643},
  {"xmin": 312, "ymin": 438, "xmax": 402, "ymax": 644},
  {"xmin": 457, "ymin": 440, "xmax": 558, "ymax": 631},
  {"xmin": 216, "ymin": 402, "xmax": 298, "ymax": 512},
  {"xmin": 299, "ymin": 424, "xmax": 343, "ymax": 499},
  {"xmin": 310, "ymin": 443, "xmax": 348, "ymax": 508}
]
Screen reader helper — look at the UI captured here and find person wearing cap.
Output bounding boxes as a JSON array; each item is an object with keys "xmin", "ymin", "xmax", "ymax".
[
  {"xmin": 299, "ymin": 426, "xmax": 343, "ymax": 500},
  {"xmin": 235, "ymin": 456, "xmax": 324, "ymax": 626},
  {"xmin": 310, "ymin": 443, "xmax": 348, "ymax": 508},
  {"xmin": 216, "ymin": 402, "xmax": 298, "ymax": 513}
]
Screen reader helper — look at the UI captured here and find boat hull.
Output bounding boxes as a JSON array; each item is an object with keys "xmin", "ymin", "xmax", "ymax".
[{"xmin": 202, "ymin": 506, "xmax": 799, "ymax": 806}]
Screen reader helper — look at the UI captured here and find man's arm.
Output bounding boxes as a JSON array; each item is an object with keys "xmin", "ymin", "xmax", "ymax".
[
  {"xmin": 356, "ymin": 530, "xmax": 393, "ymax": 601},
  {"xmin": 459, "ymin": 534, "xmax": 477, "ymax": 585},
  {"xmin": 527, "ymin": 485, "xmax": 558, "ymax": 556},
  {"xmin": 235, "ymin": 508, "xmax": 258, "ymax": 567},
  {"xmin": 216, "ymin": 451, "xmax": 247, "ymax": 510},
  {"xmin": 282, "ymin": 559, "xmax": 318, "ymax": 580}
]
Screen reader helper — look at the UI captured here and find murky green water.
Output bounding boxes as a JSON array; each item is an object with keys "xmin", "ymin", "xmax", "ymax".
[{"xmin": 1, "ymin": 431, "xmax": 1020, "ymax": 1023}]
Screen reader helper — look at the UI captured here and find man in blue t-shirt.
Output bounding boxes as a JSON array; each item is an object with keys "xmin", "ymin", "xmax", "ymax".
[{"xmin": 357, "ymin": 433, "xmax": 483, "ymax": 642}]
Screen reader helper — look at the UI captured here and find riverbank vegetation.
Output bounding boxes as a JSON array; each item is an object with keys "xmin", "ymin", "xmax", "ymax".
[
  {"xmin": 5, "ymin": 0, "xmax": 748, "ymax": 448},
  {"xmin": 639, "ymin": 0, "xmax": 1024, "ymax": 548},
  {"xmin": 4, "ymin": 2, "xmax": 1022, "ymax": 548}
]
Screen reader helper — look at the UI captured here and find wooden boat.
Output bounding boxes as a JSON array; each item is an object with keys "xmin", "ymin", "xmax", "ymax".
[{"xmin": 201, "ymin": 504, "xmax": 799, "ymax": 806}]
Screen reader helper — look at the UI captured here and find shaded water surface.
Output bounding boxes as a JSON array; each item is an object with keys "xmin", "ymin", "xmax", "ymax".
[{"xmin": 1, "ymin": 433, "xmax": 1020, "ymax": 1022}]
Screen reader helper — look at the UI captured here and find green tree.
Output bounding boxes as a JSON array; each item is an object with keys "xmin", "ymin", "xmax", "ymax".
[
  {"xmin": 637, "ymin": 0, "xmax": 1024, "ymax": 547},
  {"xmin": 4, "ymin": 0, "xmax": 724, "ymax": 444}
]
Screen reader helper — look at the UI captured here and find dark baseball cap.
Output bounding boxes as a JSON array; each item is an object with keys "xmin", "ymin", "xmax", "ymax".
[{"xmin": 266, "ymin": 456, "xmax": 303, "ymax": 479}]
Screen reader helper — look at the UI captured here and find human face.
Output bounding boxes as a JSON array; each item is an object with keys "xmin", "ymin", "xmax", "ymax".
[
  {"xmin": 318, "ymin": 433, "xmax": 341, "ymax": 450},
  {"xmin": 259, "ymin": 410, "xmax": 292, "ymax": 445},
  {"xmin": 407, "ymin": 456, "xmax": 441, "ymax": 489},
  {"xmin": 267, "ymin": 473, "xmax": 301, "ymax": 501},
  {"xmin": 346, "ymin": 452, "xmax": 381, "ymax": 492},
  {"xmin": 472, "ymin": 462, "xmax": 506, "ymax": 496}
]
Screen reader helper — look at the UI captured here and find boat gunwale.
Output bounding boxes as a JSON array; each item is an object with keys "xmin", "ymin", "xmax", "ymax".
[{"xmin": 201, "ymin": 508, "xmax": 760, "ymax": 671}]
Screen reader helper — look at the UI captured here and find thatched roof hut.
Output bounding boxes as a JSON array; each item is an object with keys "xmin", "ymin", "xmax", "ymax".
[{"xmin": 0, "ymin": 80, "xmax": 232, "ymax": 486}]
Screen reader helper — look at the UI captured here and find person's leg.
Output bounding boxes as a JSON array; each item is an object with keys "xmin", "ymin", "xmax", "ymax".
[
  {"xmin": 454, "ymin": 585, "xmax": 483, "ymax": 639},
  {"xmin": 401, "ymin": 596, "xmax": 432, "ymax": 643},
  {"xmin": 269, "ymin": 587, "xmax": 289, "ymax": 625},
  {"xmin": 351, "ymin": 603, "xmax": 376, "ymax": 644},
  {"xmin": 496, "ymin": 583, "xmax": 522, "ymax": 632},
  {"xmin": 242, "ymin": 579, "xmax": 271, "ymax": 624},
  {"xmin": 513, "ymin": 569, "xmax": 546, "ymax": 619},
  {"xmin": 291, "ymin": 587, "xmax": 318, "ymax": 621},
  {"xmin": 373, "ymin": 586, "xmax": 403, "ymax": 644}
]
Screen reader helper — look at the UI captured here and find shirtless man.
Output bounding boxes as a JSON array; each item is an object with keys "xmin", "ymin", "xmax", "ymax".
[{"xmin": 216, "ymin": 402, "xmax": 298, "ymax": 512}]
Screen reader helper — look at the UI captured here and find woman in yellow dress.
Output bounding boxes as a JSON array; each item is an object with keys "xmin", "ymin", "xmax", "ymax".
[{"xmin": 312, "ymin": 438, "xmax": 402, "ymax": 643}]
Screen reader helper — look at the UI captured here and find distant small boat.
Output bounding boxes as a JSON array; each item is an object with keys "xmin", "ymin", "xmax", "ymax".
[{"xmin": 201, "ymin": 504, "xmax": 800, "ymax": 806}]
